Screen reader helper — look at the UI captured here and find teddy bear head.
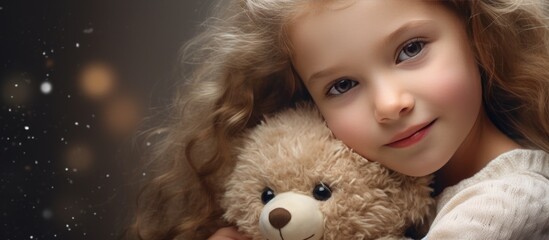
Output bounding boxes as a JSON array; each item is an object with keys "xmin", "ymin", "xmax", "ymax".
[{"xmin": 221, "ymin": 104, "xmax": 434, "ymax": 240}]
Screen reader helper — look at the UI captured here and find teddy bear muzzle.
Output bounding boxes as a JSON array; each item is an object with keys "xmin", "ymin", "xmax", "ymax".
[{"xmin": 259, "ymin": 192, "xmax": 324, "ymax": 240}]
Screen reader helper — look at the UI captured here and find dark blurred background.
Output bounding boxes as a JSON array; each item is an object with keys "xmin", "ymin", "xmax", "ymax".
[{"xmin": 1, "ymin": 1, "xmax": 213, "ymax": 239}]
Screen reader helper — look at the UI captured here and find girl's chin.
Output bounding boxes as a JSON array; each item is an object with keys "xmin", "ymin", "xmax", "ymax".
[{"xmin": 392, "ymin": 155, "xmax": 450, "ymax": 177}]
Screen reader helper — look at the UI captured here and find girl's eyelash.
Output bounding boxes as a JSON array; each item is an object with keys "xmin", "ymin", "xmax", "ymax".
[
  {"xmin": 324, "ymin": 79, "xmax": 341, "ymax": 97},
  {"xmin": 395, "ymin": 37, "xmax": 428, "ymax": 63},
  {"xmin": 324, "ymin": 78, "xmax": 358, "ymax": 97}
]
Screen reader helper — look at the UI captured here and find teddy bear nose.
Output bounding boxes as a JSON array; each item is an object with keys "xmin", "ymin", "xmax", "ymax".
[{"xmin": 268, "ymin": 207, "xmax": 292, "ymax": 229}]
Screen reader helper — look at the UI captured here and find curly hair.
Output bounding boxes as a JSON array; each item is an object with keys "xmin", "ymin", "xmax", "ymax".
[
  {"xmin": 446, "ymin": 0, "xmax": 549, "ymax": 152},
  {"xmin": 126, "ymin": 0, "xmax": 549, "ymax": 239}
]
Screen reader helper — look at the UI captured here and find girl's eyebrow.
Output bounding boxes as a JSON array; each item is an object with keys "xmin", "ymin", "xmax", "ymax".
[
  {"xmin": 307, "ymin": 66, "xmax": 339, "ymax": 85},
  {"xmin": 306, "ymin": 20, "xmax": 436, "ymax": 85},
  {"xmin": 384, "ymin": 19, "xmax": 436, "ymax": 44}
]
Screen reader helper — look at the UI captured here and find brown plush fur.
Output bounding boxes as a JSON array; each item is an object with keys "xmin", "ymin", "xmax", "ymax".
[{"xmin": 221, "ymin": 104, "xmax": 434, "ymax": 240}]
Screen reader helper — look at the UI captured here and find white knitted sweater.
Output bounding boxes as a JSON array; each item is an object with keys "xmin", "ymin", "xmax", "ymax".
[{"xmin": 425, "ymin": 149, "xmax": 549, "ymax": 239}]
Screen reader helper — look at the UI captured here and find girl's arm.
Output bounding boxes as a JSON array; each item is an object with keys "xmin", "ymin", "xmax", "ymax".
[{"xmin": 208, "ymin": 227, "xmax": 250, "ymax": 240}]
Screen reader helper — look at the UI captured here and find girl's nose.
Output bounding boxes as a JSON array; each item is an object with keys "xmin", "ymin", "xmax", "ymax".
[{"xmin": 373, "ymin": 83, "xmax": 414, "ymax": 123}]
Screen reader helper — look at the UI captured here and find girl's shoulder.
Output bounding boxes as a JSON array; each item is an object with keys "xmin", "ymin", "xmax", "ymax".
[
  {"xmin": 485, "ymin": 148, "xmax": 549, "ymax": 178},
  {"xmin": 439, "ymin": 148, "xmax": 549, "ymax": 201},
  {"xmin": 488, "ymin": 148, "xmax": 549, "ymax": 173},
  {"xmin": 427, "ymin": 149, "xmax": 549, "ymax": 239}
]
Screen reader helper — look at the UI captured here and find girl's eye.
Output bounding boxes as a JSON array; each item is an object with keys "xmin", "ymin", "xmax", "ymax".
[
  {"xmin": 327, "ymin": 79, "xmax": 358, "ymax": 96},
  {"xmin": 396, "ymin": 39, "xmax": 425, "ymax": 63}
]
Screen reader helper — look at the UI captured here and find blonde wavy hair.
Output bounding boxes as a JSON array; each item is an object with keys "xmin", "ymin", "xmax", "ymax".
[{"xmin": 127, "ymin": 0, "xmax": 549, "ymax": 239}]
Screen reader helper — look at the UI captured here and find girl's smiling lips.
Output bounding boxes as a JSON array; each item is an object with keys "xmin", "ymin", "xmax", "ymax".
[{"xmin": 385, "ymin": 119, "xmax": 437, "ymax": 148}]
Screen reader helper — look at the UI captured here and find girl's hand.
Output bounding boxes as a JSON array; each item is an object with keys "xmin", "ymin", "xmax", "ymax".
[{"xmin": 208, "ymin": 227, "xmax": 250, "ymax": 240}]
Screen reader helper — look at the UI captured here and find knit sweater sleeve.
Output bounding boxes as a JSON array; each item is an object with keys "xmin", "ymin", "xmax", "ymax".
[{"xmin": 425, "ymin": 172, "xmax": 549, "ymax": 239}]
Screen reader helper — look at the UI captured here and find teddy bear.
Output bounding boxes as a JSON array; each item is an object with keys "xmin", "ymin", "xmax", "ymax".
[{"xmin": 221, "ymin": 104, "xmax": 434, "ymax": 240}]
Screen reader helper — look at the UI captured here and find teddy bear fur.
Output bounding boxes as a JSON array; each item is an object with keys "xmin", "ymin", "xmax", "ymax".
[{"xmin": 221, "ymin": 104, "xmax": 434, "ymax": 240}]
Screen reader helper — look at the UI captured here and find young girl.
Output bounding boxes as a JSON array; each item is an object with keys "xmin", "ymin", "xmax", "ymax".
[{"xmin": 129, "ymin": 0, "xmax": 549, "ymax": 239}]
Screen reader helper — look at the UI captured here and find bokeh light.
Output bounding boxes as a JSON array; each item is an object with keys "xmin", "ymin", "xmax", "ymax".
[
  {"xmin": 78, "ymin": 62, "xmax": 117, "ymax": 101},
  {"xmin": 65, "ymin": 144, "xmax": 95, "ymax": 173},
  {"xmin": 101, "ymin": 94, "xmax": 142, "ymax": 139},
  {"xmin": 41, "ymin": 81, "xmax": 53, "ymax": 94},
  {"xmin": 1, "ymin": 74, "xmax": 33, "ymax": 105},
  {"xmin": 1, "ymin": 1, "xmax": 210, "ymax": 239},
  {"xmin": 45, "ymin": 58, "xmax": 55, "ymax": 69}
]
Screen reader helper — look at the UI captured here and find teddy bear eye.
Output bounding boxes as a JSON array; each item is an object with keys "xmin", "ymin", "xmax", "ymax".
[
  {"xmin": 312, "ymin": 183, "xmax": 332, "ymax": 201},
  {"xmin": 261, "ymin": 187, "xmax": 275, "ymax": 204}
]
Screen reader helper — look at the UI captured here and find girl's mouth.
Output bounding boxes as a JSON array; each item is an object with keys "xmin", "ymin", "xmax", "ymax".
[{"xmin": 385, "ymin": 119, "xmax": 436, "ymax": 148}]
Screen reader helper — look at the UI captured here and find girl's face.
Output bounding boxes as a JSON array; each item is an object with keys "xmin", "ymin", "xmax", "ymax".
[{"xmin": 290, "ymin": 0, "xmax": 482, "ymax": 176}]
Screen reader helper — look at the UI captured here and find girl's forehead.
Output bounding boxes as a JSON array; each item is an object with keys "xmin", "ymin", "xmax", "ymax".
[
  {"xmin": 287, "ymin": 0, "xmax": 456, "ymax": 75},
  {"xmin": 288, "ymin": 0, "xmax": 445, "ymax": 45}
]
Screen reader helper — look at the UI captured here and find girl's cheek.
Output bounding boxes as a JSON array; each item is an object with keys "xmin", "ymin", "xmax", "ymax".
[
  {"xmin": 325, "ymin": 114, "xmax": 348, "ymax": 139},
  {"xmin": 430, "ymin": 70, "xmax": 475, "ymax": 103},
  {"xmin": 423, "ymin": 47, "xmax": 482, "ymax": 110},
  {"xmin": 325, "ymin": 110, "xmax": 377, "ymax": 152}
]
